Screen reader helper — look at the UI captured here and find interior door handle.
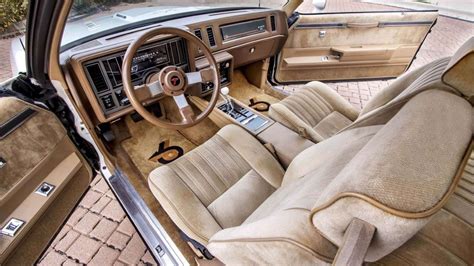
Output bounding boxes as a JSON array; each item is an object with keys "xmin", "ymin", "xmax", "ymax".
[{"xmin": 347, "ymin": 22, "xmax": 379, "ymax": 28}]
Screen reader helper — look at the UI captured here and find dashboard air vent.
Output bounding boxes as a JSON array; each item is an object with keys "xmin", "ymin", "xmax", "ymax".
[
  {"xmin": 194, "ymin": 29, "xmax": 203, "ymax": 40},
  {"xmin": 270, "ymin": 15, "xmax": 276, "ymax": 31},
  {"xmin": 86, "ymin": 63, "xmax": 108, "ymax": 93},
  {"xmin": 206, "ymin": 26, "xmax": 216, "ymax": 47}
]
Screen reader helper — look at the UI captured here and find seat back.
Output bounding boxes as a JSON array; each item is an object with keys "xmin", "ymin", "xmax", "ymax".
[
  {"xmin": 347, "ymin": 37, "xmax": 474, "ymax": 131},
  {"xmin": 311, "ymin": 37, "xmax": 474, "ymax": 262},
  {"xmin": 311, "ymin": 90, "xmax": 472, "ymax": 261}
]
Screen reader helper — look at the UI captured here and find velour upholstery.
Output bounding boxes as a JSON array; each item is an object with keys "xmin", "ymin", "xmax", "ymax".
[
  {"xmin": 0, "ymin": 97, "xmax": 66, "ymax": 198},
  {"xmin": 311, "ymin": 90, "xmax": 472, "ymax": 261},
  {"xmin": 442, "ymin": 37, "xmax": 474, "ymax": 98},
  {"xmin": 149, "ymin": 38, "xmax": 474, "ymax": 264},
  {"xmin": 268, "ymin": 81, "xmax": 359, "ymax": 142},
  {"xmin": 359, "ymin": 56, "xmax": 452, "ymax": 117},
  {"xmin": 148, "ymin": 125, "xmax": 284, "ymax": 244},
  {"xmin": 270, "ymin": 53, "xmax": 462, "ymax": 142},
  {"xmin": 206, "ymin": 90, "xmax": 472, "ymax": 264}
]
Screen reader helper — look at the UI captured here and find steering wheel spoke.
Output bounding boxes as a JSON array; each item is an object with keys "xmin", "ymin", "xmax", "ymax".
[
  {"xmin": 134, "ymin": 80, "xmax": 163, "ymax": 101},
  {"xmin": 186, "ymin": 68, "xmax": 215, "ymax": 86},
  {"xmin": 173, "ymin": 94, "xmax": 195, "ymax": 122}
]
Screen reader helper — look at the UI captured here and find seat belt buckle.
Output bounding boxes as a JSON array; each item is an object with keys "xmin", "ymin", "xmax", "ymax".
[{"xmin": 297, "ymin": 127, "xmax": 310, "ymax": 140}]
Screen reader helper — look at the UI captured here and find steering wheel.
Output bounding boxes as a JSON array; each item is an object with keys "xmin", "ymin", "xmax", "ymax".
[{"xmin": 122, "ymin": 27, "xmax": 220, "ymax": 129}]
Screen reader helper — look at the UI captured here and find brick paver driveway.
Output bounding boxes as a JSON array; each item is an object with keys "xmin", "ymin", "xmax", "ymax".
[
  {"xmin": 38, "ymin": 176, "xmax": 155, "ymax": 265},
  {"xmin": 0, "ymin": 38, "xmax": 12, "ymax": 81},
  {"xmin": 1, "ymin": 0, "xmax": 470, "ymax": 264}
]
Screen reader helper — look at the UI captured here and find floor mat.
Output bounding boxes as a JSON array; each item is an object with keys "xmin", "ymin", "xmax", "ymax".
[
  {"xmin": 121, "ymin": 116, "xmax": 197, "ymax": 179},
  {"xmin": 229, "ymin": 71, "xmax": 280, "ymax": 116}
]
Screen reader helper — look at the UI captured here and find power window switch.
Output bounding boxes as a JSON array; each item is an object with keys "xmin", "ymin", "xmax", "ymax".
[
  {"xmin": 35, "ymin": 182, "xmax": 55, "ymax": 197},
  {"xmin": 1, "ymin": 218, "xmax": 25, "ymax": 237}
]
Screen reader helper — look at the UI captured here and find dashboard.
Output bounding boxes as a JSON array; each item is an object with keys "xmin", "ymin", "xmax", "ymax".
[
  {"xmin": 83, "ymin": 37, "xmax": 188, "ymax": 115},
  {"xmin": 65, "ymin": 8, "xmax": 288, "ymax": 124}
]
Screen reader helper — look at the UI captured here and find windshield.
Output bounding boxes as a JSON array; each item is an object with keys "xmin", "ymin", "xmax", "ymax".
[{"xmin": 62, "ymin": 0, "xmax": 286, "ymax": 48}]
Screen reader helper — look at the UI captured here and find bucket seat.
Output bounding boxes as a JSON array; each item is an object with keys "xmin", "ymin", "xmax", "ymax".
[
  {"xmin": 148, "ymin": 38, "xmax": 474, "ymax": 264},
  {"xmin": 268, "ymin": 49, "xmax": 465, "ymax": 142}
]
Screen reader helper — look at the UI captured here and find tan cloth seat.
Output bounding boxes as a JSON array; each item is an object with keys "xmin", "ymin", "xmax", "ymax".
[
  {"xmin": 269, "ymin": 55, "xmax": 458, "ymax": 142},
  {"xmin": 148, "ymin": 124, "xmax": 285, "ymax": 245},
  {"xmin": 149, "ymin": 38, "xmax": 474, "ymax": 264},
  {"xmin": 269, "ymin": 81, "xmax": 359, "ymax": 142}
]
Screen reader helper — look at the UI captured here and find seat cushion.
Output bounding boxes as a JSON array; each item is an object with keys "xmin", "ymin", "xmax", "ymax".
[
  {"xmin": 269, "ymin": 81, "xmax": 360, "ymax": 142},
  {"xmin": 148, "ymin": 124, "xmax": 284, "ymax": 244}
]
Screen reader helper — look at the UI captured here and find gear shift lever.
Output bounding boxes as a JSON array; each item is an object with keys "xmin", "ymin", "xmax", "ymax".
[{"xmin": 220, "ymin": 86, "xmax": 233, "ymax": 112}]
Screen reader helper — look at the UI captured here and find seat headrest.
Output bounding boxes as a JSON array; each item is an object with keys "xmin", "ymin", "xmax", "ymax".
[{"xmin": 442, "ymin": 37, "xmax": 474, "ymax": 97}]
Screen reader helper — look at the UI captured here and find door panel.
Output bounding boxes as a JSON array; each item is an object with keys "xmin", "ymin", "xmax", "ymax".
[
  {"xmin": 275, "ymin": 11, "xmax": 438, "ymax": 83},
  {"xmin": 0, "ymin": 97, "xmax": 93, "ymax": 264}
]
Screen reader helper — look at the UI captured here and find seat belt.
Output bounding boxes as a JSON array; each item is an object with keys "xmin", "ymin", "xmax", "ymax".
[{"xmin": 179, "ymin": 231, "xmax": 214, "ymax": 260}]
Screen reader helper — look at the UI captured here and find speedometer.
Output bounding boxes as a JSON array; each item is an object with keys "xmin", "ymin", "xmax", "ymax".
[{"xmin": 131, "ymin": 44, "xmax": 169, "ymax": 73}]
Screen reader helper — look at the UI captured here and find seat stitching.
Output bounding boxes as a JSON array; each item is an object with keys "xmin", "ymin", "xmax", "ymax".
[
  {"xmin": 186, "ymin": 152, "xmax": 223, "ymax": 202},
  {"xmin": 282, "ymin": 97, "xmax": 315, "ymax": 124},
  {"xmin": 303, "ymin": 89, "xmax": 333, "ymax": 118},
  {"xmin": 284, "ymin": 97, "xmax": 317, "ymax": 126},
  {"xmin": 415, "ymin": 233, "xmax": 467, "ymax": 263},
  {"xmin": 172, "ymin": 160, "xmax": 214, "ymax": 205},
  {"xmin": 212, "ymin": 136, "xmax": 249, "ymax": 180},
  {"xmin": 197, "ymin": 145, "xmax": 234, "ymax": 188},
  {"xmin": 292, "ymin": 95, "xmax": 323, "ymax": 125},
  {"xmin": 195, "ymin": 148, "xmax": 229, "ymax": 189}
]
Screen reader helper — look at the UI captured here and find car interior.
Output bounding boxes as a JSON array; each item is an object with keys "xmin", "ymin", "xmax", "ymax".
[{"xmin": 0, "ymin": 0, "xmax": 473, "ymax": 264}]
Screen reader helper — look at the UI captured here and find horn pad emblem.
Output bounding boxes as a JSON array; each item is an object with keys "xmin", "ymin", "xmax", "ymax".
[{"xmin": 170, "ymin": 76, "xmax": 181, "ymax": 86}]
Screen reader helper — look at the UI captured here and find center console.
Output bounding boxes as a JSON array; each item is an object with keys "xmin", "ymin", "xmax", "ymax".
[
  {"xmin": 217, "ymin": 99, "xmax": 271, "ymax": 134},
  {"xmin": 215, "ymin": 96, "xmax": 314, "ymax": 168}
]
